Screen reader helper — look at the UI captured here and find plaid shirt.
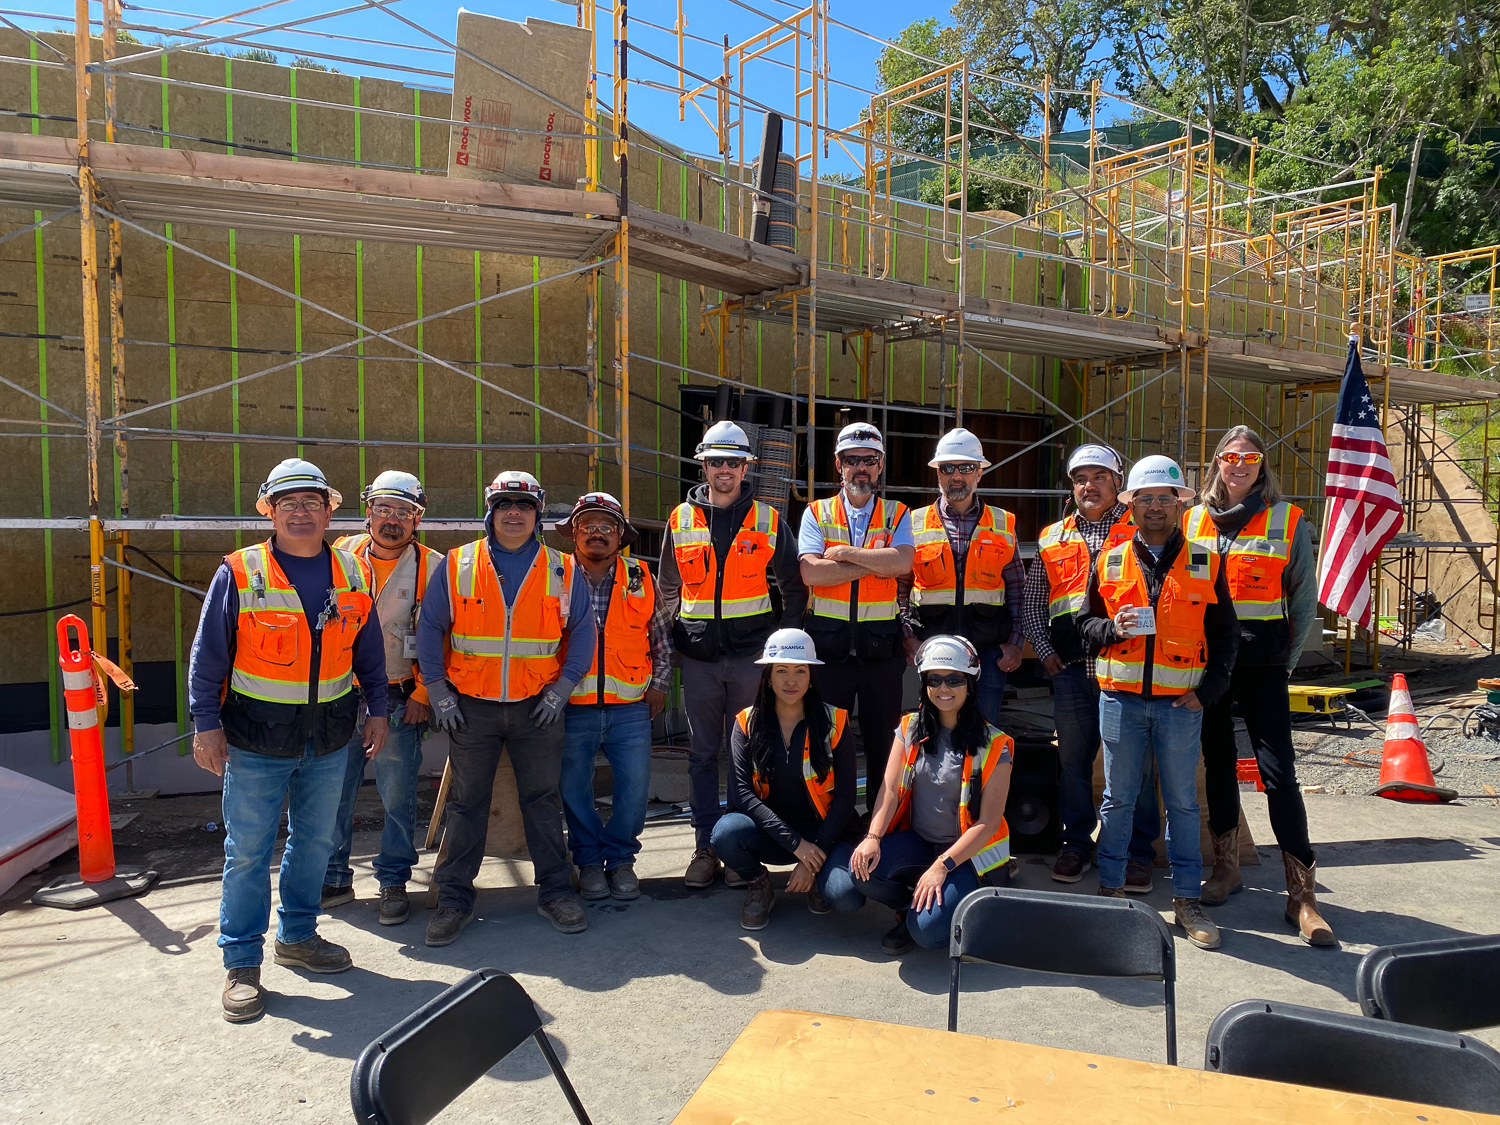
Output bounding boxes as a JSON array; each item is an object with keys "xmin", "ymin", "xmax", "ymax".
[
  {"xmin": 578, "ymin": 559, "xmax": 675, "ymax": 696},
  {"xmin": 899, "ymin": 497, "xmax": 1025, "ymax": 649},
  {"xmin": 1021, "ymin": 501, "xmax": 1127, "ymax": 677}
]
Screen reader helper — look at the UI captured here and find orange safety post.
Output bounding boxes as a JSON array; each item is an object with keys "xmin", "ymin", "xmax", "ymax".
[{"xmin": 56, "ymin": 613, "xmax": 116, "ymax": 882}]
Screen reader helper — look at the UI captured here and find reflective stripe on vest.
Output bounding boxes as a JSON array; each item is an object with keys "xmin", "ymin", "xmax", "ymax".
[
  {"xmin": 736, "ymin": 703, "xmax": 849, "ymax": 818},
  {"xmin": 1183, "ymin": 502, "xmax": 1300, "ymax": 622},
  {"xmin": 227, "ymin": 542, "xmax": 373, "ymax": 705},
  {"xmin": 1095, "ymin": 539, "xmax": 1219, "ymax": 696},
  {"xmin": 909, "ymin": 503, "xmax": 1016, "ymax": 609},
  {"xmin": 888, "ymin": 713, "xmax": 1011, "ymax": 874},
  {"xmin": 806, "ymin": 494, "xmax": 907, "ymax": 621},
  {"xmin": 445, "ymin": 540, "xmax": 573, "ymax": 702},
  {"xmin": 334, "ymin": 534, "xmax": 443, "ymax": 682},
  {"xmin": 1036, "ymin": 513, "xmax": 1136, "ymax": 621},
  {"xmin": 571, "ymin": 555, "xmax": 656, "ymax": 705},
  {"xmin": 669, "ymin": 501, "xmax": 778, "ymax": 620}
]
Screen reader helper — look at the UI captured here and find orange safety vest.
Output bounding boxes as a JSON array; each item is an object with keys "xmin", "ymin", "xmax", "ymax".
[
  {"xmin": 570, "ymin": 555, "xmax": 656, "ymax": 705},
  {"xmin": 334, "ymin": 534, "xmax": 443, "ymax": 683},
  {"xmin": 1095, "ymin": 537, "xmax": 1219, "ymax": 696},
  {"xmin": 805, "ymin": 493, "xmax": 908, "ymax": 623},
  {"xmin": 1183, "ymin": 502, "xmax": 1301, "ymax": 621},
  {"xmin": 888, "ymin": 712, "xmax": 1011, "ymax": 874},
  {"xmin": 444, "ymin": 539, "xmax": 573, "ymax": 702},
  {"xmin": 909, "ymin": 503, "xmax": 1016, "ymax": 611},
  {"xmin": 735, "ymin": 703, "xmax": 849, "ymax": 818},
  {"xmin": 668, "ymin": 501, "xmax": 779, "ymax": 623},
  {"xmin": 1035, "ymin": 511, "xmax": 1135, "ymax": 621},
  {"xmin": 225, "ymin": 541, "xmax": 373, "ymax": 705}
]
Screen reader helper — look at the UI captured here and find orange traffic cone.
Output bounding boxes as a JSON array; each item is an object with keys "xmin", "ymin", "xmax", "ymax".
[{"xmin": 1372, "ymin": 673, "xmax": 1457, "ymax": 803}]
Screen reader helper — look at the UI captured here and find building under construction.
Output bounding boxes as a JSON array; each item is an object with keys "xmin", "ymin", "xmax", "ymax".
[{"xmin": 0, "ymin": 0, "xmax": 1495, "ymax": 787}]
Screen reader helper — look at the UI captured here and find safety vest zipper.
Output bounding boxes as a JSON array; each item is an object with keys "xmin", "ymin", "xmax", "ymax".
[
  {"xmin": 501, "ymin": 593, "xmax": 513, "ymax": 698},
  {"xmin": 307, "ymin": 598, "xmax": 325, "ymax": 705}
]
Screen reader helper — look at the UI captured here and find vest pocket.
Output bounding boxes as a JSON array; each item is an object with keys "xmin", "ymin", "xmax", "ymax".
[
  {"xmin": 968, "ymin": 536, "xmax": 1009, "ymax": 586},
  {"xmin": 247, "ymin": 612, "xmax": 300, "ymax": 666},
  {"xmin": 675, "ymin": 543, "xmax": 709, "ymax": 586},
  {"xmin": 913, "ymin": 541, "xmax": 952, "ymax": 587}
]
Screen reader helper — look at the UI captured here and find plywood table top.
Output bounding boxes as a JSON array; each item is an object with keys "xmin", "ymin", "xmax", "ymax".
[{"xmin": 671, "ymin": 1009, "xmax": 1499, "ymax": 1125}]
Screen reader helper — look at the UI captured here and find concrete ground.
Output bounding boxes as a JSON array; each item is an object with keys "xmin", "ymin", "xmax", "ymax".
[{"xmin": 3, "ymin": 793, "xmax": 1498, "ymax": 1125}]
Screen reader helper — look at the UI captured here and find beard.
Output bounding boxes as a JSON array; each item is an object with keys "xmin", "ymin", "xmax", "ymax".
[{"xmin": 844, "ymin": 475, "xmax": 876, "ymax": 499}]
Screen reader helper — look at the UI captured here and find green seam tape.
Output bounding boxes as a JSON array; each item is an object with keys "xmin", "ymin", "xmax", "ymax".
[
  {"xmin": 474, "ymin": 250, "xmax": 483, "ymax": 515},
  {"xmin": 416, "ymin": 243, "xmax": 426, "ymax": 484},
  {"xmin": 160, "ymin": 55, "xmax": 187, "ymax": 736},
  {"xmin": 355, "ymin": 79, "xmax": 366, "ymax": 488},
  {"xmin": 31, "ymin": 41, "xmax": 58, "ymax": 761},
  {"xmin": 531, "ymin": 256, "xmax": 541, "ymax": 476},
  {"xmin": 291, "ymin": 69, "xmax": 304, "ymax": 456},
  {"xmin": 227, "ymin": 61, "xmax": 242, "ymax": 546}
]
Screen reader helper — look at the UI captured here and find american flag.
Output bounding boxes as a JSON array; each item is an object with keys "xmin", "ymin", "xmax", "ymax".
[{"xmin": 1317, "ymin": 341, "xmax": 1403, "ymax": 629}]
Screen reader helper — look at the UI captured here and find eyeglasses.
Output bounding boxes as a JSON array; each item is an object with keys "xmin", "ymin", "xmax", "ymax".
[
  {"xmin": 370, "ymin": 503, "xmax": 416, "ymax": 522},
  {"xmin": 703, "ymin": 457, "xmax": 745, "ymax": 469},
  {"xmin": 1132, "ymin": 493, "xmax": 1179, "ymax": 508},
  {"xmin": 274, "ymin": 497, "xmax": 327, "ymax": 514},
  {"xmin": 1217, "ymin": 451, "xmax": 1264, "ymax": 466},
  {"xmin": 840, "ymin": 454, "xmax": 881, "ymax": 468},
  {"xmin": 924, "ymin": 673, "xmax": 967, "ymax": 688},
  {"xmin": 493, "ymin": 498, "xmax": 537, "ymax": 512},
  {"xmin": 939, "ymin": 463, "xmax": 980, "ymax": 476},
  {"xmin": 576, "ymin": 521, "xmax": 619, "ymax": 536}
]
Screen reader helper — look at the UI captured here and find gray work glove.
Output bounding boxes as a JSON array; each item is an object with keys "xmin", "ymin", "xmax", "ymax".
[
  {"xmin": 530, "ymin": 678, "xmax": 576, "ymax": 727},
  {"xmin": 426, "ymin": 680, "xmax": 467, "ymax": 733}
]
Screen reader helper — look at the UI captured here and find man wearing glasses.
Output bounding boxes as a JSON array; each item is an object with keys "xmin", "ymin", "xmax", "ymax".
[
  {"xmin": 1077, "ymin": 456, "xmax": 1238, "ymax": 951},
  {"xmin": 904, "ymin": 427, "xmax": 1023, "ymax": 726},
  {"xmin": 321, "ymin": 471, "xmax": 444, "ymax": 926},
  {"xmin": 658, "ymin": 421, "xmax": 807, "ymax": 888},
  {"xmin": 188, "ymin": 458, "xmax": 388, "ymax": 1022},
  {"xmin": 799, "ymin": 422, "xmax": 915, "ymax": 811}
]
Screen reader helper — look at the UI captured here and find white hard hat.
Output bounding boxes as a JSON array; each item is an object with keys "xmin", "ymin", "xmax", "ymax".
[
  {"xmin": 915, "ymin": 634, "xmax": 980, "ymax": 677},
  {"xmin": 835, "ymin": 421, "xmax": 885, "ymax": 456},
  {"xmin": 1119, "ymin": 454, "xmax": 1194, "ymax": 502},
  {"xmin": 755, "ymin": 627, "xmax": 824, "ymax": 665},
  {"xmin": 929, "ymin": 427, "xmax": 990, "ymax": 468},
  {"xmin": 1066, "ymin": 444, "xmax": 1124, "ymax": 477},
  {"xmin": 362, "ymin": 469, "xmax": 426, "ymax": 511},
  {"xmin": 484, "ymin": 470, "xmax": 545, "ymax": 509},
  {"xmin": 256, "ymin": 457, "xmax": 341, "ymax": 517},
  {"xmin": 695, "ymin": 420, "xmax": 755, "ymax": 461}
]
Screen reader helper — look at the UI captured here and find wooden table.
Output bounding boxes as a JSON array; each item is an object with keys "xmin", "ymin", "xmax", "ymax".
[{"xmin": 672, "ymin": 1010, "xmax": 1498, "ymax": 1125}]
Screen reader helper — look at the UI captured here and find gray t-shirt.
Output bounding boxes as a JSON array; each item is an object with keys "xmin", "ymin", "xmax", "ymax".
[{"xmin": 910, "ymin": 727, "xmax": 965, "ymax": 846}]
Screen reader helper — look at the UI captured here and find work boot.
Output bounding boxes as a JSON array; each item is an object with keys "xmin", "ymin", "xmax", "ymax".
[
  {"xmin": 740, "ymin": 874, "xmax": 775, "ymax": 930},
  {"xmin": 723, "ymin": 867, "xmax": 751, "ymax": 889},
  {"xmin": 806, "ymin": 881, "xmax": 831, "ymax": 915},
  {"xmin": 608, "ymin": 864, "xmax": 640, "ymax": 901},
  {"xmin": 222, "ymin": 967, "xmax": 265, "ymax": 1023},
  {"xmin": 1096, "ymin": 884, "xmax": 1125, "ymax": 898},
  {"xmin": 378, "ymin": 885, "xmax": 409, "ymax": 926},
  {"xmin": 538, "ymin": 896, "xmax": 589, "ymax": 934},
  {"xmin": 881, "ymin": 913, "xmax": 915, "ymax": 956},
  {"xmin": 425, "ymin": 907, "xmax": 472, "ymax": 947},
  {"xmin": 1200, "ymin": 828, "xmax": 1243, "ymax": 906},
  {"xmin": 1051, "ymin": 850, "xmax": 1090, "ymax": 883},
  {"xmin": 320, "ymin": 883, "xmax": 355, "ymax": 909},
  {"xmin": 685, "ymin": 848, "xmax": 721, "ymax": 888},
  {"xmin": 1173, "ymin": 897, "xmax": 1222, "ymax": 950},
  {"xmin": 1124, "ymin": 860, "xmax": 1154, "ymax": 895},
  {"xmin": 577, "ymin": 864, "xmax": 610, "ymax": 901},
  {"xmin": 273, "ymin": 933, "xmax": 353, "ymax": 973},
  {"xmin": 1283, "ymin": 852, "xmax": 1337, "ymax": 947}
]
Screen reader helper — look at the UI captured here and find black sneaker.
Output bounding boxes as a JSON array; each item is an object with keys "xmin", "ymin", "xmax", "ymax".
[
  {"xmin": 425, "ymin": 907, "xmax": 473, "ymax": 947},
  {"xmin": 273, "ymin": 933, "xmax": 352, "ymax": 973},
  {"xmin": 881, "ymin": 914, "xmax": 915, "ymax": 956},
  {"xmin": 320, "ymin": 883, "xmax": 355, "ymax": 909},
  {"xmin": 378, "ymin": 885, "xmax": 410, "ymax": 925}
]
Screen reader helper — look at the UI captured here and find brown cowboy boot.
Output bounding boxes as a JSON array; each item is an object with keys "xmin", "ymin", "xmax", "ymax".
[
  {"xmin": 1200, "ymin": 827, "xmax": 1243, "ymax": 906},
  {"xmin": 1283, "ymin": 852, "xmax": 1336, "ymax": 946}
]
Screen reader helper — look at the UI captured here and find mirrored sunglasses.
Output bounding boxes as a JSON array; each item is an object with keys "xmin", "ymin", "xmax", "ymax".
[{"xmin": 1217, "ymin": 451, "xmax": 1264, "ymax": 466}]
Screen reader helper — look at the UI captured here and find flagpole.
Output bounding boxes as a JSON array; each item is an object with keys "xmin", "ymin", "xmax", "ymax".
[{"xmin": 1372, "ymin": 336, "xmax": 1392, "ymax": 674}]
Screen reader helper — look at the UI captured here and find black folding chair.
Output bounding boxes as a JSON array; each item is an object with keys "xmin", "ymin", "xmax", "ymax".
[
  {"xmin": 1205, "ymin": 999, "xmax": 1500, "ymax": 1113},
  {"xmin": 947, "ymin": 887, "xmax": 1178, "ymax": 1064},
  {"xmin": 1357, "ymin": 934, "xmax": 1500, "ymax": 1032},
  {"xmin": 350, "ymin": 968, "xmax": 592, "ymax": 1125}
]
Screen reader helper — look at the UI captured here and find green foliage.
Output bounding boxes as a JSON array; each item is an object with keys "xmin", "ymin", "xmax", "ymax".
[
  {"xmin": 917, "ymin": 151, "xmax": 1040, "ymax": 213},
  {"xmin": 234, "ymin": 48, "xmax": 279, "ymax": 64},
  {"xmin": 291, "ymin": 56, "xmax": 338, "ymax": 73}
]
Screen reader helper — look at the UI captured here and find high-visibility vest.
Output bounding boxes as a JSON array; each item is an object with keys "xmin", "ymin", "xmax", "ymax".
[
  {"xmin": 225, "ymin": 542, "xmax": 373, "ymax": 705},
  {"xmin": 444, "ymin": 539, "xmax": 573, "ymax": 702},
  {"xmin": 735, "ymin": 703, "xmax": 849, "ymax": 818},
  {"xmin": 334, "ymin": 534, "xmax": 443, "ymax": 683},
  {"xmin": 1095, "ymin": 538, "xmax": 1219, "ymax": 696},
  {"xmin": 1183, "ymin": 502, "xmax": 1301, "ymax": 621},
  {"xmin": 888, "ymin": 712, "xmax": 1011, "ymax": 875},
  {"xmin": 570, "ymin": 555, "xmax": 655, "ymax": 705},
  {"xmin": 1035, "ymin": 512, "xmax": 1135, "ymax": 621},
  {"xmin": 668, "ymin": 501, "xmax": 779, "ymax": 623},
  {"xmin": 909, "ymin": 503, "xmax": 1016, "ymax": 611},
  {"xmin": 805, "ymin": 493, "xmax": 908, "ymax": 623}
]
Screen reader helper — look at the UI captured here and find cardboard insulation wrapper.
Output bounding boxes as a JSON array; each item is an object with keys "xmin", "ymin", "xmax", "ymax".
[{"xmin": 448, "ymin": 11, "xmax": 590, "ymax": 189}]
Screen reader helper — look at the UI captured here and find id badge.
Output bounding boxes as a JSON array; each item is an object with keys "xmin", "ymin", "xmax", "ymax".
[{"xmin": 402, "ymin": 633, "xmax": 419, "ymax": 659}]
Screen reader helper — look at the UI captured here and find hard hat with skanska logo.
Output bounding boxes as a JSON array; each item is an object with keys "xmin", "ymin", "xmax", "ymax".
[
  {"xmin": 1119, "ymin": 454, "xmax": 1195, "ymax": 502},
  {"xmin": 1066, "ymin": 444, "xmax": 1124, "ymax": 478},
  {"xmin": 915, "ymin": 634, "xmax": 981, "ymax": 677},
  {"xmin": 256, "ymin": 458, "xmax": 341, "ymax": 517},
  {"xmin": 928, "ymin": 427, "xmax": 990, "ymax": 469},
  {"xmin": 756, "ymin": 627, "xmax": 824, "ymax": 665},
  {"xmin": 695, "ymin": 420, "xmax": 755, "ymax": 461}
]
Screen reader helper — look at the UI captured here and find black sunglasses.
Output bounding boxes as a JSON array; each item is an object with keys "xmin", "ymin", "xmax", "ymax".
[
  {"xmin": 923, "ymin": 673, "xmax": 967, "ymax": 688},
  {"xmin": 703, "ymin": 457, "xmax": 745, "ymax": 469}
]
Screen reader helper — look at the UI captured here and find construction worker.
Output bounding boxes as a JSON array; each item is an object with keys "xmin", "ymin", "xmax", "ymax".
[
  {"xmin": 556, "ymin": 492, "xmax": 672, "ymax": 902},
  {"xmin": 658, "ymin": 420, "xmax": 807, "ymax": 888},
  {"xmin": 321, "ymin": 470, "xmax": 443, "ymax": 927},
  {"xmin": 1187, "ymin": 426, "xmax": 1332, "ymax": 946},
  {"xmin": 904, "ymin": 427, "xmax": 1024, "ymax": 726},
  {"xmin": 799, "ymin": 421, "xmax": 914, "ymax": 811},
  {"xmin": 1077, "ymin": 455, "xmax": 1238, "ymax": 951},
  {"xmin": 415, "ymin": 470, "xmax": 596, "ymax": 944},
  {"xmin": 188, "ymin": 458, "xmax": 388, "ymax": 1024},
  {"xmin": 1022, "ymin": 444, "xmax": 1161, "ymax": 890}
]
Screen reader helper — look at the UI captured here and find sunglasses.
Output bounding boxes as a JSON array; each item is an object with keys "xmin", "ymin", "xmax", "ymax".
[
  {"xmin": 939, "ymin": 463, "xmax": 980, "ymax": 476},
  {"xmin": 924, "ymin": 673, "xmax": 968, "ymax": 689},
  {"xmin": 493, "ymin": 498, "xmax": 536, "ymax": 512},
  {"xmin": 703, "ymin": 457, "xmax": 745, "ymax": 469},
  {"xmin": 840, "ymin": 455, "xmax": 881, "ymax": 468},
  {"xmin": 1218, "ymin": 451, "xmax": 1264, "ymax": 466}
]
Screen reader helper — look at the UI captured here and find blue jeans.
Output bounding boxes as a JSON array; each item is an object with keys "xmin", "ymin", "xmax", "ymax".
[
  {"xmin": 220, "ymin": 738, "xmax": 348, "ymax": 969},
  {"xmin": 709, "ymin": 811, "xmax": 860, "ymax": 909},
  {"xmin": 560, "ymin": 702, "xmax": 653, "ymax": 869},
  {"xmin": 841, "ymin": 829, "xmax": 980, "ymax": 949},
  {"xmin": 1053, "ymin": 664, "xmax": 1160, "ymax": 862},
  {"xmin": 975, "ymin": 646, "xmax": 1006, "ymax": 728},
  {"xmin": 1097, "ymin": 691, "xmax": 1204, "ymax": 898},
  {"xmin": 326, "ymin": 692, "xmax": 425, "ymax": 890}
]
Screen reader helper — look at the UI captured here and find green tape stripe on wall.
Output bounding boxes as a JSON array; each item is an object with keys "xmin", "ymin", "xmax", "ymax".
[
  {"xmin": 415, "ymin": 89, "xmax": 427, "ymax": 485},
  {"xmin": 226, "ymin": 60, "xmax": 243, "ymax": 547},
  {"xmin": 355, "ymin": 79, "xmax": 366, "ymax": 488},
  {"xmin": 474, "ymin": 250, "xmax": 483, "ymax": 514},
  {"xmin": 161, "ymin": 54, "xmax": 187, "ymax": 737},
  {"xmin": 291, "ymin": 68, "xmax": 304, "ymax": 456}
]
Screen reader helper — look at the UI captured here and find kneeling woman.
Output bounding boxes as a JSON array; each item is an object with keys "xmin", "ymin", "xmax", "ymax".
[
  {"xmin": 709, "ymin": 629, "xmax": 861, "ymax": 930},
  {"xmin": 837, "ymin": 635, "xmax": 1012, "ymax": 954}
]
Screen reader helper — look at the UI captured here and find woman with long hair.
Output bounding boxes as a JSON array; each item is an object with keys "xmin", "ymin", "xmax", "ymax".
[
  {"xmin": 709, "ymin": 629, "xmax": 862, "ymax": 930},
  {"xmin": 1185, "ymin": 425, "xmax": 1332, "ymax": 945},
  {"xmin": 833, "ymin": 635, "xmax": 1013, "ymax": 955}
]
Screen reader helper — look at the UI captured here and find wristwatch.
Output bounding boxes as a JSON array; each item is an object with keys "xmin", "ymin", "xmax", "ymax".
[{"xmin": 941, "ymin": 855, "xmax": 957, "ymax": 872}]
